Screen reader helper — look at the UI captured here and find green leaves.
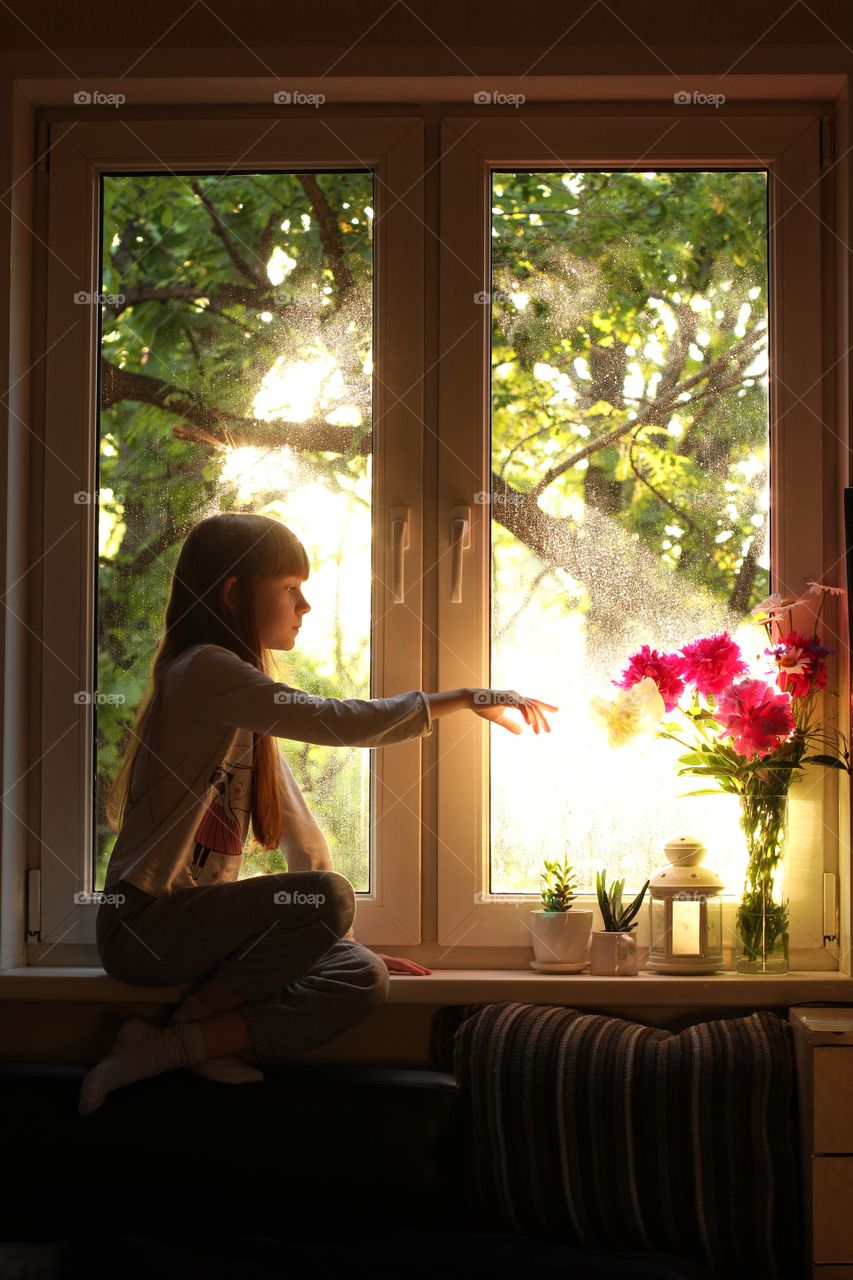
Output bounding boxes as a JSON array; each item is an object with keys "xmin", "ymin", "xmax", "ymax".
[
  {"xmin": 800, "ymin": 754, "xmax": 849, "ymax": 770},
  {"xmin": 540, "ymin": 856, "xmax": 579, "ymax": 912},
  {"xmin": 488, "ymin": 167, "xmax": 771, "ymax": 613},
  {"xmin": 596, "ymin": 868, "xmax": 650, "ymax": 933}
]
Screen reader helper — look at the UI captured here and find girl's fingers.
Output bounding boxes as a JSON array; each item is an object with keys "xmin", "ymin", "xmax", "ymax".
[
  {"xmin": 523, "ymin": 696, "xmax": 559, "ymax": 732},
  {"xmin": 525, "ymin": 700, "xmax": 546, "ymax": 733}
]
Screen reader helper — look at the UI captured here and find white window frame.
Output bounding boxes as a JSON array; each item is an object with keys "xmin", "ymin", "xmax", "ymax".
[
  {"xmin": 5, "ymin": 96, "xmax": 848, "ymax": 984},
  {"xmin": 435, "ymin": 110, "xmax": 849, "ymax": 969},
  {"xmin": 33, "ymin": 115, "xmax": 428, "ymax": 951}
]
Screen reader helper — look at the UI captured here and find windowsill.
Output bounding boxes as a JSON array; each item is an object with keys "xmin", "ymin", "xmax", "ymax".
[{"xmin": 1, "ymin": 966, "xmax": 852, "ymax": 1006}]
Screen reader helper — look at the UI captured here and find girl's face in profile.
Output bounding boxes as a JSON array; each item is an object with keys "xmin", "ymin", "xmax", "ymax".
[{"xmin": 253, "ymin": 574, "xmax": 311, "ymax": 651}]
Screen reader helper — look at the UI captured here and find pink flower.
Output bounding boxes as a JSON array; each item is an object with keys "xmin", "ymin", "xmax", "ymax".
[
  {"xmin": 806, "ymin": 580, "xmax": 845, "ymax": 597},
  {"xmin": 679, "ymin": 631, "xmax": 748, "ymax": 698},
  {"xmin": 715, "ymin": 678, "xmax": 795, "ymax": 758},
  {"xmin": 767, "ymin": 629, "xmax": 831, "ymax": 699},
  {"xmin": 613, "ymin": 645, "xmax": 687, "ymax": 712}
]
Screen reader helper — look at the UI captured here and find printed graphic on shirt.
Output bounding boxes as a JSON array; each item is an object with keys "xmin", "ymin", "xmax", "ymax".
[{"xmin": 190, "ymin": 735, "xmax": 253, "ymax": 885}]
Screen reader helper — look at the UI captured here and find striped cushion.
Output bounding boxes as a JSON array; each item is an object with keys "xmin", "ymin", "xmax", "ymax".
[{"xmin": 444, "ymin": 1002, "xmax": 800, "ymax": 1280}]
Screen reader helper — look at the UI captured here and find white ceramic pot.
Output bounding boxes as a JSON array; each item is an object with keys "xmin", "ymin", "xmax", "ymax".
[
  {"xmin": 528, "ymin": 909, "xmax": 593, "ymax": 965},
  {"xmin": 589, "ymin": 929, "xmax": 650, "ymax": 976}
]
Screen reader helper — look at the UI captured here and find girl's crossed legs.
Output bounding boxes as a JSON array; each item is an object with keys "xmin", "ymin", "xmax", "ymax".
[{"xmin": 94, "ymin": 870, "xmax": 390, "ymax": 1069}]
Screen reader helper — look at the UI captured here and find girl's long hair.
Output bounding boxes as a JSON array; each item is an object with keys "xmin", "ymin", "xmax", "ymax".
[{"xmin": 105, "ymin": 512, "xmax": 310, "ymax": 850}]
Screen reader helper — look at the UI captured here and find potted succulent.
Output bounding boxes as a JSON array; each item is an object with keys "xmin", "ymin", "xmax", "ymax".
[
  {"xmin": 595, "ymin": 870, "xmax": 650, "ymax": 932},
  {"xmin": 528, "ymin": 855, "xmax": 593, "ymax": 967},
  {"xmin": 591, "ymin": 870, "xmax": 651, "ymax": 975}
]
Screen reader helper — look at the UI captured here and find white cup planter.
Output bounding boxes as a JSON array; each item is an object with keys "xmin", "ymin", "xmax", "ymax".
[{"xmin": 528, "ymin": 908, "xmax": 593, "ymax": 966}]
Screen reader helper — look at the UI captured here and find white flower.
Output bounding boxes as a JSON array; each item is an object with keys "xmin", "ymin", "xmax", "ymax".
[
  {"xmin": 590, "ymin": 677, "xmax": 666, "ymax": 747},
  {"xmin": 751, "ymin": 591, "xmax": 802, "ymax": 619}
]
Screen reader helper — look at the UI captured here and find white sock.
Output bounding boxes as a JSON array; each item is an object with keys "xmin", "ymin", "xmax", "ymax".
[
  {"xmin": 78, "ymin": 1018, "xmax": 207, "ymax": 1115},
  {"xmin": 170, "ymin": 989, "xmax": 264, "ymax": 1085}
]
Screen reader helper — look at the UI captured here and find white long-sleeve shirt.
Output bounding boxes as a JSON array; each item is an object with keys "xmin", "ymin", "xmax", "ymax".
[{"xmin": 103, "ymin": 643, "xmax": 434, "ymax": 896}]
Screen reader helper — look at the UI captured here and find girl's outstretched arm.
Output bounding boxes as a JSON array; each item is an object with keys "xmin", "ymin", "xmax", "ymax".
[{"xmin": 176, "ymin": 647, "xmax": 556, "ymax": 744}]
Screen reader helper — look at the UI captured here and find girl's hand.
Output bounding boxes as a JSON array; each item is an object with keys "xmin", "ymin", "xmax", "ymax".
[
  {"xmin": 470, "ymin": 689, "xmax": 559, "ymax": 735},
  {"xmin": 376, "ymin": 953, "xmax": 432, "ymax": 975}
]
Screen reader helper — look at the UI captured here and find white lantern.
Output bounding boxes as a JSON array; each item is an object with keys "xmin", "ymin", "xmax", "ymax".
[{"xmin": 647, "ymin": 836, "xmax": 725, "ymax": 974}]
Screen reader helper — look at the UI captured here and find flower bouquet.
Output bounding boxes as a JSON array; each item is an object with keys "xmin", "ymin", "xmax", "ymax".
[{"xmin": 590, "ymin": 582, "xmax": 850, "ymax": 973}]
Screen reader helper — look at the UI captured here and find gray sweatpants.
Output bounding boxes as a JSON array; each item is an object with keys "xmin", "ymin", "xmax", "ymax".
[{"xmin": 95, "ymin": 871, "xmax": 390, "ymax": 1064}]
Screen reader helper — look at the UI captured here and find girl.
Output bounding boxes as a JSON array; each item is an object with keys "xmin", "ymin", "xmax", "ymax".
[{"xmin": 80, "ymin": 512, "xmax": 557, "ymax": 1115}]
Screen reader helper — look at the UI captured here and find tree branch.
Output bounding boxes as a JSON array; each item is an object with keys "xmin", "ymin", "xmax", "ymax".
[
  {"xmin": 298, "ymin": 174, "xmax": 354, "ymax": 295},
  {"xmin": 528, "ymin": 325, "xmax": 766, "ymax": 501},
  {"xmin": 190, "ymin": 180, "xmax": 262, "ymax": 286},
  {"xmin": 100, "ymin": 358, "xmax": 370, "ymax": 455}
]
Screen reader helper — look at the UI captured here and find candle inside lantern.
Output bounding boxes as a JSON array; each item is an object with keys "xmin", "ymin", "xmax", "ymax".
[{"xmin": 671, "ymin": 898, "xmax": 701, "ymax": 954}]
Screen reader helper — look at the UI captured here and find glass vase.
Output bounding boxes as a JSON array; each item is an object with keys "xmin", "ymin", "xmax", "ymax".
[{"xmin": 735, "ymin": 788, "xmax": 790, "ymax": 975}]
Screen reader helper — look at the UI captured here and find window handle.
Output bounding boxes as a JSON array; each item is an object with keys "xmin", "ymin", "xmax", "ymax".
[
  {"xmin": 450, "ymin": 505, "xmax": 471, "ymax": 603},
  {"xmin": 389, "ymin": 506, "xmax": 410, "ymax": 603}
]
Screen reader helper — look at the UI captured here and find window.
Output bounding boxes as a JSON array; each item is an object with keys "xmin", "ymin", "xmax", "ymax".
[
  {"xmin": 28, "ymin": 106, "xmax": 845, "ymax": 972},
  {"xmin": 436, "ymin": 113, "xmax": 841, "ymax": 968},
  {"xmin": 35, "ymin": 117, "xmax": 426, "ymax": 949}
]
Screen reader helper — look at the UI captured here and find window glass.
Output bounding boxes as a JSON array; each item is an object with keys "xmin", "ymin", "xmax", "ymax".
[
  {"xmin": 488, "ymin": 170, "xmax": 769, "ymax": 896},
  {"xmin": 95, "ymin": 170, "xmax": 374, "ymax": 890}
]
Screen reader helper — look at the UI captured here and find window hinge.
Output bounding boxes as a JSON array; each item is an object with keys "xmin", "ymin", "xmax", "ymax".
[
  {"xmin": 820, "ymin": 113, "xmax": 835, "ymax": 171},
  {"xmin": 26, "ymin": 868, "xmax": 41, "ymax": 941},
  {"xmin": 35, "ymin": 120, "xmax": 52, "ymax": 175},
  {"xmin": 823, "ymin": 871, "xmax": 838, "ymax": 945}
]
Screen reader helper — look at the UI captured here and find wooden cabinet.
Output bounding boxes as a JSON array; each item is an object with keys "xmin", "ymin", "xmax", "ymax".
[{"xmin": 789, "ymin": 1007, "xmax": 853, "ymax": 1279}]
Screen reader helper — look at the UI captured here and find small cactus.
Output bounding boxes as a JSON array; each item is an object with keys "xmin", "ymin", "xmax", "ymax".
[
  {"xmin": 539, "ymin": 856, "xmax": 578, "ymax": 912},
  {"xmin": 595, "ymin": 868, "xmax": 650, "ymax": 932}
]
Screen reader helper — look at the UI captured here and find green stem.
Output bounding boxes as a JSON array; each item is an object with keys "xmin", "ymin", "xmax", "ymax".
[{"xmin": 736, "ymin": 787, "xmax": 790, "ymax": 964}]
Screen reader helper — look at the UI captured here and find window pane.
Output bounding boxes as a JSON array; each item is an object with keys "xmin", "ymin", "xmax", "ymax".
[
  {"xmin": 489, "ymin": 170, "xmax": 769, "ymax": 897},
  {"xmin": 95, "ymin": 170, "xmax": 374, "ymax": 892}
]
